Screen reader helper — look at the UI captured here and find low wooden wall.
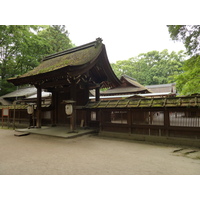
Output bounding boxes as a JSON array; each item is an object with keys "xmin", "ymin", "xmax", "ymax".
[
  {"xmin": 0, "ymin": 106, "xmax": 52, "ymax": 128},
  {"xmin": 87, "ymin": 106, "xmax": 200, "ymax": 145},
  {"xmin": 1, "ymin": 103, "xmax": 200, "ymax": 147},
  {"xmin": 102, "ymin": 108, "xmax": 200, "ymax": 139}
]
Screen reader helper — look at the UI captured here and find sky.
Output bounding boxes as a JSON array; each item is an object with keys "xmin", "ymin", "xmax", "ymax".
[
  {"xmin": 4, "ymin": 0, "xmax": 199, "ymax": 64},
  {"xmin": 67, "ymin": 24, "xmax": 185, "ymax": 63},
  {"xmin": 62, "ymin": 1, "xmax": 188, "ymax": 63}
]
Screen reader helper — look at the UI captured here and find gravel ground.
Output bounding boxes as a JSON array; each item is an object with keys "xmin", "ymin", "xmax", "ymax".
[{"xmin": 0, "ymin": 128, "xmax": 200, "ymax": 175}]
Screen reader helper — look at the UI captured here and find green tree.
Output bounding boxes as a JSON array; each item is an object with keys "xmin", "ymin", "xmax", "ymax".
[
  {"xmin": 111, "ymin": 50, "xmax": 185, "ymax": 86},
  {"xmin": 167, "ymin": 25, "xmax": 200, "ymax": 95},
  {"xmin": 175, "ymin": 56, "xmax": 200, "ymax": 95},
  {"xmin": 167, "ymin": 25, "xmax": 200, "ymax": 56},
  {"xmin": 0, "ymin": 25, "xmax": 49, "ymax": 95},
  {"xmin": 111, "ymin": 59, "xmax": 134, "ymax": 78},
  {"xmin": 38, "ymin": 25, "xmax": 74, "ymax": 54},
  {"xmin": 0, "ymin": 25, "xmax": 74, "ymax": 95}
]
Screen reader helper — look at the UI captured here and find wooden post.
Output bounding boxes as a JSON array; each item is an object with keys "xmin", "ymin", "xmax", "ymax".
[
  {"xmin": 128, "ymin": 109, "xmax": 132, "ymax": 134},
  {"xmin": 51, "ymin": 90, "xmax": 57, "ymax": 126},
  {"xmin": 95, "ymin": 87, "xmax": 100, "ymax": 123},
  {"xmin": 69, "ymin": 80, "xmax": 77, "ymax": 132},
  {"xmin": 99, "ymin": 109, "xmax": 102, "ymax": 132},
  {"xmin": 36, "ymin": 86, "xmax": 42, "ymax": 128},
  {"xmin": 95, "ymin": 87, "xmax": 100, "ymax": 102},
  {"xmin": 164, "ymin": 109, "xmax": 170, "ymax": 137},
  {"xmin": 70, "ymin": 105, "xmax": 76, "ymax": 132},
  {"xmin": 13, "ymin": 102, "xmax": 16, "ymax": 129}
]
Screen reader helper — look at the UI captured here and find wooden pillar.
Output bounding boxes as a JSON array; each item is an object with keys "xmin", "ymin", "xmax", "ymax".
[
  {"xmin": 99, "ymin": 109, "xmax": 102, "ymax": 132},
  {"xmin": 95, "ymin": 87, "xmax": 100, "ymax": 123},
  {"xmin": 85, "ymin": 83, "xmax": 90, "ymax": 105},
  {"xmin": 36, "ymin": 86, "xmax": 42, "ymax": 128},
  {"xmin": 51, "ymin": 90, "xmax": 57, "ymax": 126},
  {"xmin": 95, "ymin": 87, "xmax": 100, "ymax": 102},
  {"xmin": 70, "ymin": 105, "xmax": 76, "ymax": 132},
  {"xmin": 128, "ymin": 109, "xmax": 132, "ymax": 134},
  {"xmin": 70, "ymin": 80, "xmax": 77, "ymax": 132},
  {"xmin": 164, "ymin": 109, "xmax": 170, "ymax": 137}
]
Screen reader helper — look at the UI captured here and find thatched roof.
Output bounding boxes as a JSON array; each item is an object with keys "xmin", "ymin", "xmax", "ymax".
[
  {"xmin": 0, "ymin": 87, "xmax": 52, "ymax": 104},
  {"xmin": 8, "ymin": 38, "xmax": 121, "ymax": 89},
  {"xmin": 1, "ymin": 87, "xmax": 37, "ymax": 99},
  {"xmin": 145, "ymin": 83, "xmax": 176, "ymax": 94},
  {"xmin": 101, "ymin": 75, "xmax": 150, "ymax": 96},
  {"xmin": 20, "ymin": 41, "xmax": 102, "ymax": 78},
  {"xmin": 121, "ymin": 75, "xmax": 147, "ymax": 89},
  {"xmin": 0, "ymin": 98, "xmax": 12, "ymax": 105}
]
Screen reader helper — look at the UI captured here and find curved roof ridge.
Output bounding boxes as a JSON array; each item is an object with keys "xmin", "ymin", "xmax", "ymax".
[
  {"xmin": 121, "ymin": 74, "xmax": 145, "ymax": 88},
  {"xmin": 122, "ymin": 74, "xmax": 137, "ymax": 81},
  {"xmin": 43, "ymin": 38, "xmax": 103, "ymax": 61}
]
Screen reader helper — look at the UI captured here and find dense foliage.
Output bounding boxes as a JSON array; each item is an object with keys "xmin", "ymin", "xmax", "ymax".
[
  {"xmin": 0, "ymin": 25, "xmax": 73, "ymax": 95},
  {"xmin": 167, "ymin": 25, "xmax": 200, "ymax": 95},
  {"xmin": 111, "ymin": 49, "xmax": 186, "ymax": 86},
  {"xmin": 175, "ymin": 55, "xmax": 200, "ymax": 94},
  {"xmin": 167, "ymin": 25, "xmax": 200, "ymax": 56},
  {"xmin": 38, "ymin": 25, "xmax": 74, "ymax": 54}
]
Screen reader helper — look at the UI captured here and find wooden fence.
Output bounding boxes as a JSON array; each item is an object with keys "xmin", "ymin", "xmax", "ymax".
[
  {"xmin": 1, "ymin": 96, "xmax": 200, "ymax": 141},
  {"xmin": 86, "ymin": 96, "xmax": 200, "ymax": 140},
  {"xmin": 0, "ymin": 104, "xmax": 52, "ymax": 128}
]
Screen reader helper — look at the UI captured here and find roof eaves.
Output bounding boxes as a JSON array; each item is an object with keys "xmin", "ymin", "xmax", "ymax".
[
  {"xmin": 8, "ymin": 39, "xmax": 104, "ymax": 86},
  {"xmin": 1, "ymin": 87, "xmax": 37, "ymax": 98}
]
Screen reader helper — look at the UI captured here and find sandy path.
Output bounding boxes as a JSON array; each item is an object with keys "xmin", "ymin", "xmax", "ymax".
[{"xmin": 0, "ymin": 129, "xmax": 200, "ymax": 175}]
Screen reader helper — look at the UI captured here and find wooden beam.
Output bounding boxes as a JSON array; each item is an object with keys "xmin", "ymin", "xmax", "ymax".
[
  {"xmin": 41, "ymin": 78, "xmax": 70, "ymax": 88},
  {"xmin": 36, "ymin": 86, "xmax": 42, "ymax": 128}
]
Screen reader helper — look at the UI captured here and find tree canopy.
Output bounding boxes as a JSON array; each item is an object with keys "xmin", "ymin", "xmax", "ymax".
[
  {"xmin": 111, "ymin": 49, "xmax": 186, "ymax": 86},
  {"xmin": 167, "ymin": 25, "xmax": 200, "ymax": 56},
  {"xmin": 167, "ymin": 25, "xmax": 200, "ymax": 95},
  {"xmin": 175, "ymin": 55, "xmax": 200, "ymax": 94},
  {"xmin": 38, "ymin": 25, "xmax": 74, "ymax": 54},
  {"xmin": 0, "ymin": 25, "xmax": 73, "ymax": 95}
]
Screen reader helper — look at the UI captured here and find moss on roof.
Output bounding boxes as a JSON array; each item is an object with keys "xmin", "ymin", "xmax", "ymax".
[
  {"xmin": 8, "ymin": 38, "xmax": 121, "ymax": 88},
  {"xmin": 19, "ymin": 44, "xmax": 102, "ymax": 78},
  {"xmin": 86, "ymin": 96, "xmax": 200, "ymax": 108}
]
